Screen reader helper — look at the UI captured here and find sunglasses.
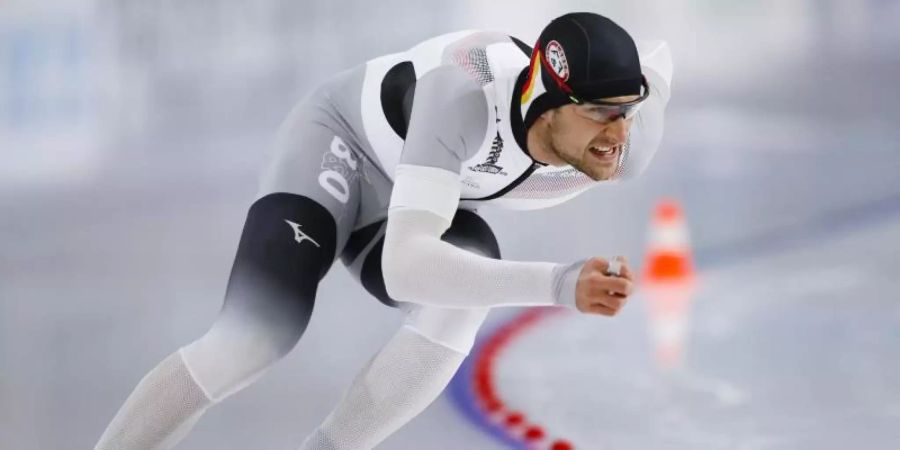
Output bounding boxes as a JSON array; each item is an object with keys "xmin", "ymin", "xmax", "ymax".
[{"xmin": 570, "ymin": 77, "xmax": 651, "ymax": 123}]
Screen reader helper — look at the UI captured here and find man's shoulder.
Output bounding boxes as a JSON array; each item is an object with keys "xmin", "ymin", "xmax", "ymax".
[{"xmin": 409, "ymin": 30, "xmax": 529, "ymax": 100}]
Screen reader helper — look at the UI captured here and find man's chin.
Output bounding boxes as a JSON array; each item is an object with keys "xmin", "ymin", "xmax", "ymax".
[
  {"xmin": 578, "ymin": 164, "xmax": 615, "ymax": 181},
  {"xmin": 588, "ymin": 172, "xmax": 614, "ymax": 182}
]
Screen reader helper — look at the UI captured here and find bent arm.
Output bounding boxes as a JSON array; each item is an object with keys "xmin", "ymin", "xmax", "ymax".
[
  {"xmin": 383, "ymin": 165, "xmax": 573, "ymax": 307},
  {"xmin": 381, "ymin": 65, "xmax": 575, "ymax": 308}
]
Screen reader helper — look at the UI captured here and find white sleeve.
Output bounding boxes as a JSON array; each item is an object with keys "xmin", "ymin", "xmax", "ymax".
[
  {"xmin": 384, "ymin": 165, "xmax": 573, "ymax": 308},
  {"xmin": 382, "ymin": 65, "xmax": 576, "ymax": 308}
]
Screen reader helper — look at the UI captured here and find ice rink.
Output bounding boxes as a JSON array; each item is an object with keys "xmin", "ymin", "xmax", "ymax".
[{"xmin": 2, "ymin": 1, "xmax": 899, "ymax": 449}]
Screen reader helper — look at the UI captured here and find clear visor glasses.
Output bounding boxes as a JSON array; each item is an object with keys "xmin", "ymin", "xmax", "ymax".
[{"xmin": 571, "ymin": 77, "xmax": 650, "ymax": 124}]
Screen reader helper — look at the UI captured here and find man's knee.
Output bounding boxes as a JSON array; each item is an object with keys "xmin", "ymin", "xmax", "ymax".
[
  {"xmin": 182, "ymin": 193, "xmax": 341, "ymax": 401},
  {"xmin": 225, "ymin": 193, "xmax": 339, "ymax": 317},
  {"xmin": 402, "ymin": 305, "xmax": 489, "ymax": 355},
  {"xmin": 220, "ymin": 192, "xmax": 342, "ymax": 355}
]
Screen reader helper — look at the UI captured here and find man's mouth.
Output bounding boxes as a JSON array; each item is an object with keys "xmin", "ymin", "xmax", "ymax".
[{"xmin": 588, "ymin": 145, "xmax": 618, "ymax": 160}]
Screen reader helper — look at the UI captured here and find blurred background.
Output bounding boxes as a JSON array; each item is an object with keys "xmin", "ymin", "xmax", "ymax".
[{"xmin": 2, "ymin": 0, "xmax": 899, "ymax": 449}]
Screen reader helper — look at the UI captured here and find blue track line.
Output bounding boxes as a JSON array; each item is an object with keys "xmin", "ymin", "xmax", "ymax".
[{"xmin": 446, "ymin": 337, "xmax": 526, "ymax": 449}]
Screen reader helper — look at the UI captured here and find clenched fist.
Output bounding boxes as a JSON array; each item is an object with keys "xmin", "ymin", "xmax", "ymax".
[{"xmin": 574, "ymin": 256, "xmax": 634, "ymax": 316}]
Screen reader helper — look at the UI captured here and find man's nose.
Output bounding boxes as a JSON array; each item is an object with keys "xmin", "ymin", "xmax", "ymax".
[{"xmin": 602, "ymin": 117, "xmax": 629, "ymax": 144}]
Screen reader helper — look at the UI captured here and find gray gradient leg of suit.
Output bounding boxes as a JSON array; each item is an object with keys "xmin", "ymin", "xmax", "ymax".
[
  {"xmin": 299, "ymin": 210, "xmax": 498, "ymax": 450},
  {"xmin": 95, "ymin": 95, "xmax": 367, "ymax": 450}
]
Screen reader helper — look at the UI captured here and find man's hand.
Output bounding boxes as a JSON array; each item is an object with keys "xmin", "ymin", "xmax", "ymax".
[{"xmin": 574, "ymin": 256, "xmax": 634, "ymax": 316}]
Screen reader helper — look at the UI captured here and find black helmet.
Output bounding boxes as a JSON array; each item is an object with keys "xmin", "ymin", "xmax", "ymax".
[{"xmin": 520, "ymin": 12, "xmax": 645, "ymax": 129}]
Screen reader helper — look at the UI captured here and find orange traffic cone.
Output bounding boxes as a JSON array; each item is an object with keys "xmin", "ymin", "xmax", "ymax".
[
  {"xmin": 643, "ymin": 199, "xmax": 694, "ymax": 283},
  {"xmin": 642, "ymin": 199, "xmax": 696, "ymax": 371}
]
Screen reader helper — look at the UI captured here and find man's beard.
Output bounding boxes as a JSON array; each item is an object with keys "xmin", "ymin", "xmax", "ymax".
[{"xmin": 549, "ymin": 140, "xmax": 609, "ymax": 181}]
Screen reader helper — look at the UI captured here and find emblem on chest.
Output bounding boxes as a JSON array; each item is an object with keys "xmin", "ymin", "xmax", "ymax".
[
  {"xmin": 467, "ymin": 131, "xmax": 507, "ymax": 176},
  {"xmin": 467, "ymin": 106, "xmax": 508, "ymax": 176}
]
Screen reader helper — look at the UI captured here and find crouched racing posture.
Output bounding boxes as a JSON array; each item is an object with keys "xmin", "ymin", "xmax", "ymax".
[{"xmin": 95, "ymin": 12, "xmax": 673, "ymax": 450}]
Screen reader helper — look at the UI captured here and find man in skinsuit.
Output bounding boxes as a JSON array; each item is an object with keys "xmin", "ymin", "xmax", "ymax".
[{"xmin": 96, "ymin": 12, "xmax": 672, "ymax": 449}]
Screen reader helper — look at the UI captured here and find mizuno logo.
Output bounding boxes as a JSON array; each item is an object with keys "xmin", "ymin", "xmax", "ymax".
[{"xmin": 285, "ymin": 220, "xmax": 320, "ymax": 247}]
